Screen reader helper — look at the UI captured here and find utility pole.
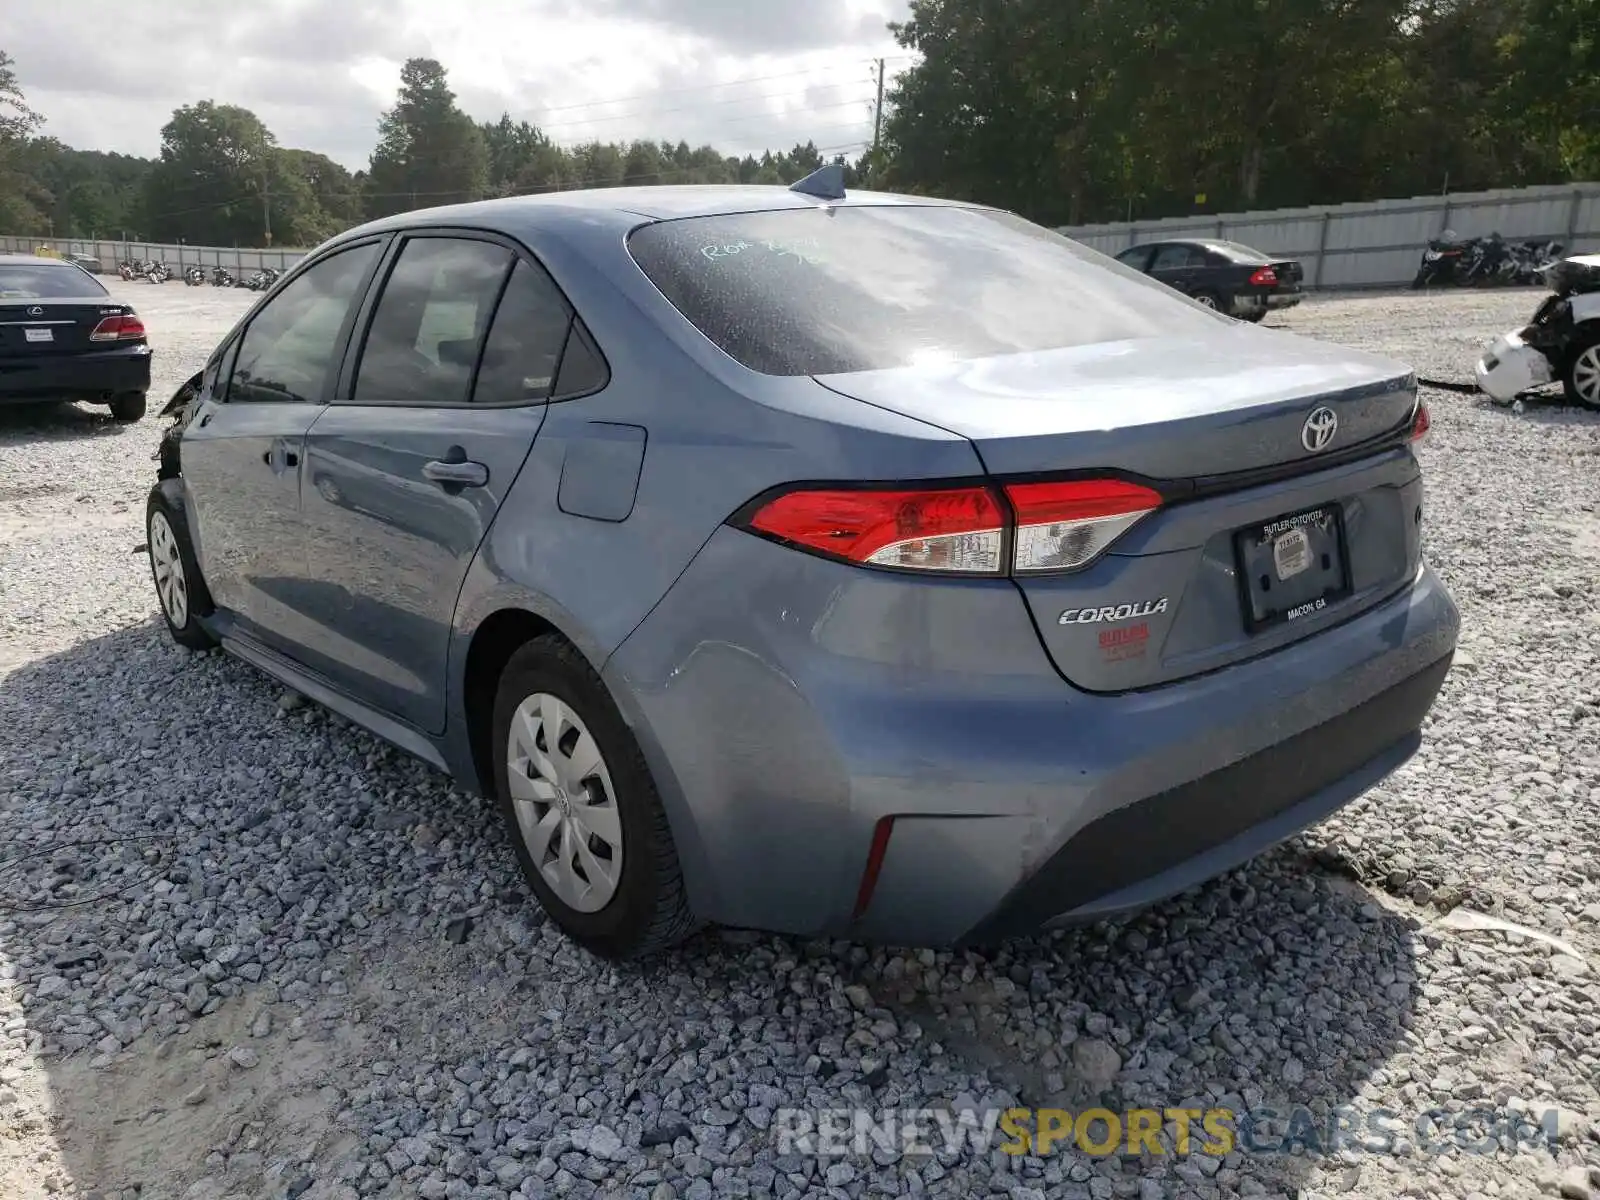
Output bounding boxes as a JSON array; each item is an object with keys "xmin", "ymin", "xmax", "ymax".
[
  {"xmin": 871, "ymin": 58, "xmax": 885, "ymax": 182},
  {"xmin": 262, "ymin": 169, "xmax": 272, "ymax": 247}
]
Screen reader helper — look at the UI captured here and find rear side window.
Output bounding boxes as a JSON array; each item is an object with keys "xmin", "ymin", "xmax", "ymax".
[
  {"xmin": 627, "ymin": 206, "xmax": 1217, "ymax": 376},
  {"xmin": 0, "ymin": 262, "xmax": 108, "ymax": 297},
  {"xmin": 355, "ymin": 237, "xmax": 514, "ymax": 405},
  {"xmin": 1149, "ymin": 244, "xmax": 1203, "ymax": 271},
  {"xmin": 472, "ymin": 259, "xmax": 573, "ymax": 404}
]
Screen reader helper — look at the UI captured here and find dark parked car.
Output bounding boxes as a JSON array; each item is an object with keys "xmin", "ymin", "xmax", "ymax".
[
  {"xmin": 65, "ymin": 252, "xmax": 103, "ymax": 275},
  {"xmin": 146, "ymin": 174, "xmax": 1456, "ymax": 959},
  {"xmin": 1115, "ymin": 239, "xmax": 1304, "ymax": 321},
  {"xmin": 0, "ymin": 253, "xmax": 151, "ymax": 421}
]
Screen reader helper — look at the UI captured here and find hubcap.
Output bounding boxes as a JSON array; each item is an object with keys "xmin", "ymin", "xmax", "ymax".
[
  {"xmin": 506, "ymin": 693, "xmax": 622, "ymax": 913},
  {"xmin": 1574, "ymin": 346, "xmax": 1600, "ymax": 406},
  {"xmin": 1194, "ymin": 293, "xmax": 1218, "ymax": 309},
  {"xmin": 148, "ymin": 511, "xmax": 189, "ymax": 628}
]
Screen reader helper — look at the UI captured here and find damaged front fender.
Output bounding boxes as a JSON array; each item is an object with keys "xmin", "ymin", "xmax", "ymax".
[
  {"xmin": 159, "ymin": 371, "xmax": 203, "ymax": 419},
  {"xmin": 154, "ymin": 371, "xmax": 203, "ymax": 479}
]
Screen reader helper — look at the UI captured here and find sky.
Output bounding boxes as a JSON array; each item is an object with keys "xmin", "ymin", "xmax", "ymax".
[{"xmin": 6, "ymin": 0, "xmax": 913, "ymax": 170}]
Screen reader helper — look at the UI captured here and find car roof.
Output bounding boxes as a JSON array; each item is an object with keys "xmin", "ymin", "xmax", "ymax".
[
  {"xmin": 340, "ymin": 184, "xmax": 979, "ymax": 241},
  {"xmin": 0, "ymin": 253, "xmax": 89, "ymax": 265}
]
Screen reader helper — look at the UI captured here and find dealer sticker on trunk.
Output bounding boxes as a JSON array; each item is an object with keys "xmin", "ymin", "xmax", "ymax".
[{"xmin": 1272, "ymin": 528, "xmax": 1311, "ymax": 580}]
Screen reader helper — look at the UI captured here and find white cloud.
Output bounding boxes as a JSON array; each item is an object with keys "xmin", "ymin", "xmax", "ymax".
[{"xmin": 7, "ymin": 0, "xmax": 910, "ymax": 169}]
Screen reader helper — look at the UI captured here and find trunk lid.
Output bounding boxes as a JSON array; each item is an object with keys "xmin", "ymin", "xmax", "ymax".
[
  {"xmin": 813, "ymin": 325, "xmax": 1415, "ymax": 479},
  {"xmin": 816, "ymin": 327, "xmax": 1423, "ymax": 691},
  {"xmin": 0, "ymin": 300, "xmax": 127, "ymax": 358}
]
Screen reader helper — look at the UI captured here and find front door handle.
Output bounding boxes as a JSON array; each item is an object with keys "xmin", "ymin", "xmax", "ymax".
[{"xmin": 422, "ymin": 457, "xmax": 488, "ymax": 488}]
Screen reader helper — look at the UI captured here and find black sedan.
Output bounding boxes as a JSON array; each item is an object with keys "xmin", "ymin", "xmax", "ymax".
[
  {"xmin": 1114, "ymin": 239, "xmax": 1304, "ymax": 322},
  {"xmin": 0, "ymin": 254, "xmax": 151, "ymax": 421}
]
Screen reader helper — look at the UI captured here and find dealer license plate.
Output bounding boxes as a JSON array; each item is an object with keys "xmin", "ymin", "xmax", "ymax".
[{"xmin": 1234, "ymin": 504, "xmax": 1351, "ymax": 630}]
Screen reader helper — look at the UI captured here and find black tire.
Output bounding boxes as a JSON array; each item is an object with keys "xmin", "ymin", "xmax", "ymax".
[
  {"xmin": 492, "ymin": 635, "xmax": 697, "ymax": 959},
  {"xmin": 109, "ymin": 391, "xmax": 147, "ymax": 423},
  {"xmin": 1242, "ymin": 309, "xmax": 1268, "ymax": 323},
  {"xmin": 1191, "ymin": 290, "xmax": 1223, "ymax": 312},
  {"xmin": 1561, "ymin": 330, "xmax": 1600, "ymax": 410},
  {"xmin": 145, "ymin": 488, "xmax": 217, "ymax": 650}
]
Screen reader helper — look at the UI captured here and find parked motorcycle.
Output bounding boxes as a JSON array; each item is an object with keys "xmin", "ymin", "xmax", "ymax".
[
  {"xmin": 1412, "ymin": 233, "xmax": 1470, "ymax": 288},
  {"xmin": 1414, "ymin": 232, "xmax": 1566, "ymax": 289},
  {"xmin": 210, "ymin": 266, "xmax": 235, "ymax": 287},
  {"xmin": 183, "ymin": 266, "xmax": 205, "ymax": 286},
  {"xmin": 145, "ymin": 261, "xmax": 171, "ymax": 284},
  {"xmin": 241, "ymin": 267, "xmax": 280, "ymax": 292},
  {"xmin": 1476, "ymin": 254, "xmax": 1600, "ymax": 408},
  {"xmin": 117, "ymin": 259, "xmax": 138, "ymax": 281}
]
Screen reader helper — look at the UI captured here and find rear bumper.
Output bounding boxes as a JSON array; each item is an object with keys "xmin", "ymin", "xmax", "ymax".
[
  {"xmin": 607, "ymin": 523, "xmax": 1459, "ymax": 945},
  {"xmin": 964, "ymin": 651, "xmax": 1448, "ymax": 941},
  {"xmin": 0, "ymin": 345, "xmax": 151, "ymax": 403},
  {"xmin": 1232, "ymin": 290, "xmax": 1303, "ymax": 315}
]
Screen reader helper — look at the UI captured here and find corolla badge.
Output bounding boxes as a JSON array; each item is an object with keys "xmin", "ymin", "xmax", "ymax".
[{"xmin": 1301, "ymin": 406, "xmax": 1338, "ymax": 452}]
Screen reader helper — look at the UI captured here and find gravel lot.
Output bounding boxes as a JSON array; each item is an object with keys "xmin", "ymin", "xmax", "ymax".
[{"xmin": 2, "ymin": 280, "xmax": 1599, "ymax": 1200}]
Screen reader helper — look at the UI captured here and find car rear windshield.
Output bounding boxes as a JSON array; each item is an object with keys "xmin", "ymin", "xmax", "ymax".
[
  {"xmin": 626, "ymin": 205, "xmax": 1217, "ymax": 376},
  {"xmin": 0, "ymin": 262, "xmax": 107, "ymax": 298},
  {"xmin": 1203, "ymin": 241, "xmax": 1272, "ymax": 265}
]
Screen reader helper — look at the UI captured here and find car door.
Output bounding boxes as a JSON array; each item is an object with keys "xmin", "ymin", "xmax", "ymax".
[
  {"xmin": 180, "ymin": 239, "xmax": 383, "ymax": 650},
  {"xmin": 1147, "ymin": 242, "xmax": 1206, "ymax": 295},
  {"xmin": 294, "ymin": 230, "xmax": 594, "ymax": 733}
]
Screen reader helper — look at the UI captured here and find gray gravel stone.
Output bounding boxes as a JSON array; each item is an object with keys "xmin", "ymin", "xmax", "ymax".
[{"xmin": 0, "ymin": 283, "xmax": 1597, "ymax": 1200}]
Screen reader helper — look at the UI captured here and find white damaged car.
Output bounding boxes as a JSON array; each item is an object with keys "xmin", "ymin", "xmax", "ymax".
[{"xmin": 1476, "ymin": 253, "xmax": 1600, "ymax": 408}]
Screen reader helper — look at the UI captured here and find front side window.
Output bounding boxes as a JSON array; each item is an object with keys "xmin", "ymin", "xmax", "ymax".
[
  {"xmin": 354, "ymin": 237, "xmax": 513, "ymax": 405},
  {"xmin": 627, "ymin": 206, "xmax": 1219, "ymax": 377},
  {"xmin": 230, "ymin": 243, "xmax": 379, "ymax": 404}
]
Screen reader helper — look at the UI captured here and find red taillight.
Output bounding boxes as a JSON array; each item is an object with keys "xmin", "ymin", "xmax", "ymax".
[
  {"xmin": 1248, "ymin": 266, "xmax": 1279, "ymax": 287},
  {"xmin": 1411, "ymin": 401, "xmax": 1431, "ymax": 442},
  {"xmin": 738, "ymin": 477, "xmax": 1161, "ymax": 576},
  {"xmin": 89, "ymin": 313, "xmax": 145, "ymax": 342},
  {"xmin": 1005, "ymin": 478, "xmax": 1164, "ymax": 573},
  {"xmin": 744, "ymin": 485, "xmax": 1006, "ymax": 573}
]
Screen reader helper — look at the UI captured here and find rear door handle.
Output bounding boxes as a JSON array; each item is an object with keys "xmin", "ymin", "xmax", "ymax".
[
  {"xmin": 262, "ymin": 440, "xmax": 299, "ymax": 472},
  {"xmin": 422, "ymin": 458, "xmax": 488, "ymax": 488}
]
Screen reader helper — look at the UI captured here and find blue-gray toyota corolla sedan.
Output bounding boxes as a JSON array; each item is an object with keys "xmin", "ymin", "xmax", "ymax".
[{"xmin": 146, "ymin": 171, "xmax": 1458, "ymax": 959}]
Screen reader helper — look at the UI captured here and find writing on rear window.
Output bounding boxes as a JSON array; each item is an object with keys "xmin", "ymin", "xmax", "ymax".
[{"xmin": 699, "ymin": 237, "xmax": 823, "ymax": 264}]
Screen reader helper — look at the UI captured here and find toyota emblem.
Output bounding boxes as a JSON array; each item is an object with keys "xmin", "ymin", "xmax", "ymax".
[
  {"xmin": 1301, "ymin": 406, "xmax": 1338, "ymax": 453},
  {"xmin": 26, "ymin": 305, "xmax": 43, "ymax": 317}
]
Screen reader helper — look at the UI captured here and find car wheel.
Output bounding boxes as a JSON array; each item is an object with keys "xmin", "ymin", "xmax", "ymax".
[
  {"xmin": 1192, "ymin": 291, "xmax": 1222, "ymax": 311},
  {"xmin": 1563, "ymin": 333, "xmax": 1600, "ymax": 410},
  {"xmin": 146, "ymin": 490, "xmax": 217, "ymax": 650},
  {"xmin": 315, "ymin": 475, "xmax": 343, "ymax": 505},
  {"xmin": 492, "ymin": 634, "xmax": 697, "ymax": 959},
  {"xmin": 109, "ymin": 391, "xmax": 147, "ymax": 423},
  {"xmin": 1242, "ymin": 309, "xmax": 1268, "ymax": 323}
]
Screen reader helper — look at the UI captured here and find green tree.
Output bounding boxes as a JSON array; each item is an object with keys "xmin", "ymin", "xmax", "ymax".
[
  {"xmin": 0, "ymin": 49, "xmax": 46, "ymax": 232},
  {"xmin": 366, "ymin": 58, "xmax": 488, "ymax": 217}
]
